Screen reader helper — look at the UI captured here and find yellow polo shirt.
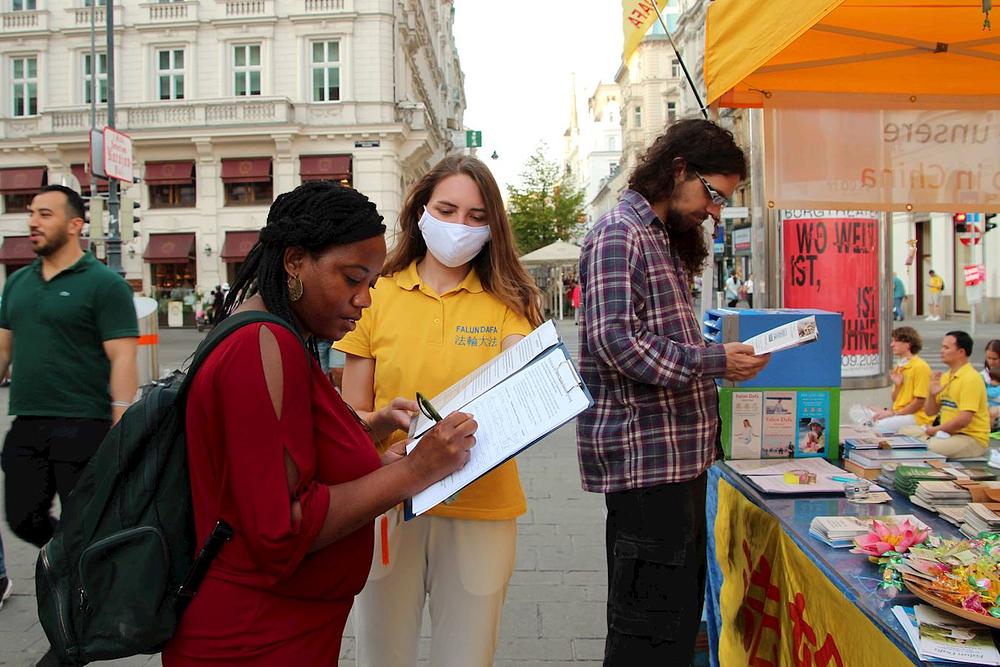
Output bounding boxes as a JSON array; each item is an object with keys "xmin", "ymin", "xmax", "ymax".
[
  {"xmin": 893, "ymin": 355, "xmax": 933, "ymax": 426},
  {"xmin": 938, "ymin": 362, "xmax": 990, "ymax": 446},
  {"xmin": 335, "ymin": 259, "xmax": 533, "ymax": 520},
  {"xmin": 930, "ymin": 275, "xmax": 944, "ymax": 293}
]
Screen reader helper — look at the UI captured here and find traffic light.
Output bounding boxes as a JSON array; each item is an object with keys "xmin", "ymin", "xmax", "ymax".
[
  {"xmin": 987, "ymin": 213, "xmax": 998, "ymax": 234},
  {"xmin": 85, "ymin": 196, "xmax": 105, "ymax": 240},
  {"xmin": 953, "ymin": 212, "xmax": 967, "ymax": 233},
  {"xmin": 119, "ymin": 195, "xmax": 140, "ymax": 240}
]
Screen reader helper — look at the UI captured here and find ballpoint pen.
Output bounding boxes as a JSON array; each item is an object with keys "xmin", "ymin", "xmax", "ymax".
[{"xmin": 416, "ymin": 392, "xmax": 443, "ymax": 423}]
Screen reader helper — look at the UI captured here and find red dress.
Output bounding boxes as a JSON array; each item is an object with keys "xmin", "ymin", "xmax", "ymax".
[{"xmin": 162, "ymin": 322, "xmax": 380, "ymax": 665}]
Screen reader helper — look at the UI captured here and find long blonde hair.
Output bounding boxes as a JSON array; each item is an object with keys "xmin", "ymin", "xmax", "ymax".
[{"xmin": 384, "ymin": 155, "xmax": 542, "ymax": 327}]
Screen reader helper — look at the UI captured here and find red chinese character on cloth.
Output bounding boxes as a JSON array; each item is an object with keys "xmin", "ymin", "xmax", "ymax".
[
  {"xmin": 787, "ymin": 592, "xmax": 844, "ymax": 667},
  {"xmin": 736, "ymin": 540, "xmax": 782, "ymax": 667}
]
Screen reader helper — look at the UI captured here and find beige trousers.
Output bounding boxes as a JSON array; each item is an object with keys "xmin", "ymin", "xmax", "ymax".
[
  {"xmin": 899, "ymin": 426, "xmax": 986, "ymax": 459},
  {"xmin": 353, "ymin": 507, "xmax": 517, "ymax": 667}
]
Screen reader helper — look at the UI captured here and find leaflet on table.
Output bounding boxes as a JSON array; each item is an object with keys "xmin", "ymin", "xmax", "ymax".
[
  {"xmin": 742, "ymin": 315, "xmax": 818, "ymax": 356},
  {"xmin": 891, "ymin": 604, "xmax": 1000, "ymax": 665},
  {"xmin": 727, "ymin": 457, "xmax": 884, "ymax": 494},
  {"xmin": 408, "ymin": 320, "xmax": 561, "ymax": 438},
  {"xmin": 405, "ymin": 344, "xmax": 592, "ymax": 518}
]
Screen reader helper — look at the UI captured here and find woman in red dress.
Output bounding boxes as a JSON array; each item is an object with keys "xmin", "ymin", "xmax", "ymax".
[{"xmin": 162, "ymin": 182, "xmax": 478, "ymax": 665}]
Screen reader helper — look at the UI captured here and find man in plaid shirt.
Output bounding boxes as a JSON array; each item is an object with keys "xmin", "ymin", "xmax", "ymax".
[{"xmin": 577, "ymin": 119, "xmax": 769, "ymax": 665}]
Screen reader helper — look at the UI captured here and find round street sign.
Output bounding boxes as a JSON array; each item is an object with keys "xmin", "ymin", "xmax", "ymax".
[{"xmin": 959, "ymin": 223, "xmax": 982, "ymax": 246}]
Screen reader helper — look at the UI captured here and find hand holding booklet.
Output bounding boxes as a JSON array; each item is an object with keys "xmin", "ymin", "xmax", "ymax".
[
  {"xmin": 404, "ymin": 321, "xmax": 593, "ymax": 518},
  {"xmin": 743, "ymin": 315, "xmax": 818, "ymax": 356}
]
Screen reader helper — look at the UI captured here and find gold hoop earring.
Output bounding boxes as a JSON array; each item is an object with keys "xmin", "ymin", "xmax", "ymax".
[{"xmin": 287, "ymin": 275, "xmax": 303, "ymax": 302}]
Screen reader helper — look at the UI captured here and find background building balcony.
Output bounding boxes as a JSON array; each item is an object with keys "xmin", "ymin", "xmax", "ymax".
[
  {"xmin": 1, "ymin": 9, "xmax": 49, "ymax": 33},
  {"xmin": 64, "ymin": 4, "xmax": 125, "ymax": 31}
]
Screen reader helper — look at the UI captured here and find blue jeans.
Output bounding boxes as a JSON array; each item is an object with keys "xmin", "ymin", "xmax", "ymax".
[{"xmin": 893, "ymin": 297, "xmax": 904, "ymax": 320}]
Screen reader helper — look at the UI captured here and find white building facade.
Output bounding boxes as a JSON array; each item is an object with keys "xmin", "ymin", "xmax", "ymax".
[
  {"xmin": 0, "ymin": 0, "xmax": 464, "ymax": 323},
  {"xmin": 564, "ymin": 81, "xmax": 622, "ymax": 234}
]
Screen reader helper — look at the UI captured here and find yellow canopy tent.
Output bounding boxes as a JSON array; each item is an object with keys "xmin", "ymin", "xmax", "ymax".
[{"xmin": 705, "ymin": 0, "xmax": 1000, "ymax": 109}]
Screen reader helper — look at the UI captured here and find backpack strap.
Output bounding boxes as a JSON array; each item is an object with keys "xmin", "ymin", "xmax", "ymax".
[{"xmin": 177, "ymin": 311, "xmax": 309, "ymax": 404}]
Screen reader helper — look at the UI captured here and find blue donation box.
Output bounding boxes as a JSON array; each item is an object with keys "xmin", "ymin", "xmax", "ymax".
[{"xmin": 703, "ymin": 308, "xmax": 843, "ymax": 461}]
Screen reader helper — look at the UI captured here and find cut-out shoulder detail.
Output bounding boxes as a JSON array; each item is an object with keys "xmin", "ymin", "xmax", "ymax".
[{"xmin": 259, "ymin": 324, "xmax": 284, "ymax": 421}]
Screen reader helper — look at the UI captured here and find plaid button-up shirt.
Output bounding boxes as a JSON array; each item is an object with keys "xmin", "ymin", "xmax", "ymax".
[{"xmin": 576, "ymin": 189, "xmax": 728, "ymax": 493}]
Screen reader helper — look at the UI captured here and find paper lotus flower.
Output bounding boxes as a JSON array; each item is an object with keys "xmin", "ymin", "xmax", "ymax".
[{"xmin": 850, "ymin": 519, "xmax": 929, "ymax": 556}]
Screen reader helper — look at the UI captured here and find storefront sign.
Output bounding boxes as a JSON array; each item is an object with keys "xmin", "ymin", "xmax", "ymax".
[
  {"xmin": 733, "ymin": 227, "xmax": 752, "ymax": 255},
  {"xmin": 964, "ymin": 263, "xmax": 985, "ymax": 287},
  {"xmin": 715, "ymin": 479, "xmax": 914, "ymax": 667},
  {"xmin": 781, "ymin": 210, "xmax": 881, "ymax": 378},
  {"xmin": 102, "ymin": 127, "xmax": 133, "ymax": 183},
  {"xmin": 764, "ymin": 108, "xmax": 1000, "ymax": 213}
]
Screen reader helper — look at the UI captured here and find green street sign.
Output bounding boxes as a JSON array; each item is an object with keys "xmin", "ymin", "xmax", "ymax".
[{"xmin": 465, "ymin": 130, "xmax": 482, "ymax": 148}]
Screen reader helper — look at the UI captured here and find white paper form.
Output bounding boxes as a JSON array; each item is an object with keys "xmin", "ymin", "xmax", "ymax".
[
  {"xmin": 406, "ymin": 345, "xmax": 590, "ymax": 516},
  {"xmin": 409, "ymin": 320, "xmax": 561, "ymax": 438}
]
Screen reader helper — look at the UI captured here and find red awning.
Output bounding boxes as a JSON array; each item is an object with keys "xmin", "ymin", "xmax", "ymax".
[
  {"xmin": 143, "ymin": 233, "xmax": 196, "ymax": 263},
  {"xmin": 144, "ymin": 161, "xmax": 195, "ymax": 186},
  {"xmin": 220, "ymin": 158, "xmax": 271, "ymax": 184},
  {"xmin": 71, "ymin": 164, "xmax": 108, "ymax": 193},
  {"xmin": 300, "ymin": 155, "xmax": 352, "ymax": 182},
  {"xmin": 221, "ymin": 230, "xmax": 259, "ymax": 262},
  {"xmin": 0, "ymin": 236, "xmax": 88, "ymax": 264},
  {"xmin": 0, "ymin": 167, "xmax": 47, "ymax": 195}
]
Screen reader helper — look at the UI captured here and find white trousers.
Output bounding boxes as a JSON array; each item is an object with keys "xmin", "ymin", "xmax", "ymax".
[
  {"xmin": 354, "ymin": 507, "xmax": 517, "ymax": 667},
  {"xmin": 875, "ymin": 413, "xmax": 917, "ymax": 434}
]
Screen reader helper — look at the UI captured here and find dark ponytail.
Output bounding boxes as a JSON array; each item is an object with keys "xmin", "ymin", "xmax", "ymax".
[{"xmin": 222, "ymin": 180, "xmax": 385, "ymax": 327}]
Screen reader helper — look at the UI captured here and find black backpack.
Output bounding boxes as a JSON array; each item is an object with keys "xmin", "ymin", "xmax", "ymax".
[{"xmin": 36, "ymin": 311, "xmax": 301, "ymax": 665}]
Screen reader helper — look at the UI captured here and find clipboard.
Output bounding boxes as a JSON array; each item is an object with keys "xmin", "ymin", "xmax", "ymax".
[{"xmin": 404, "ymin": 341, "xmax": 593, "ymax": 520}]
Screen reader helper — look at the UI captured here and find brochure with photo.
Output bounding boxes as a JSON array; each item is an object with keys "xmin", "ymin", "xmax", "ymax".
[{"xmin": 743, "ymin": 315, "xmax": 818, "ymax": 356}]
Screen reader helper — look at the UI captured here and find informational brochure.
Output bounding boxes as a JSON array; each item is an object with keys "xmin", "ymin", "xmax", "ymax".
[
  {"xmin": 761, "ymin": 391, "xmax": 797, "ymax": 458},
  {"xmin": 727, "ymin": 457, "xmax": 885, "ymax": 495},
  {"xmin": 405, "ymin": 327, "xmax": 592, "ymax": 518},
  {"xmin": 730, "ymin": 391, "xmax": 764, "ymax": 459},
  {"xmin": 743, "ymin": 315, "xmax": 818, "ymax": 356},
  {"xmin": 912, "ymin": 604, "xmax": 1000, "ymax": 665}
]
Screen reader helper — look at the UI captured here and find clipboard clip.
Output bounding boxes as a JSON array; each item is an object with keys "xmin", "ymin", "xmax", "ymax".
[{"xmin": 556, "ymin": 359, "xmax": 584, "ymax": 394}]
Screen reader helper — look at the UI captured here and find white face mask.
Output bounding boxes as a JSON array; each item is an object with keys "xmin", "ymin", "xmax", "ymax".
[{"xmin": 418, "ymin": 207, "xmax": 491, "ymax": 268}]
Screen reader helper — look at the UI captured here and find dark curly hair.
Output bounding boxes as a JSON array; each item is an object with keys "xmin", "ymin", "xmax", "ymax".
[
  {"xmin": 891, "ymin": 326, "xmax": 922, "ymax": 355},
  {"xmin": 223, "ymin": 180, "xmax": 385, "ymax": 328},
  {"xmin": 628, "ymin": 119, "xmax": 747, "ymax": 277}
]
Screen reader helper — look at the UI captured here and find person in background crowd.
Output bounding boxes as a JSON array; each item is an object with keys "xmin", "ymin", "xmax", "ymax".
[
  {"xmin": 926, "ymin": 269, "xmax": 944, "ymax": 321},
  {"xmin": 337, "ymin": 155, "xmax": 541, "ymax": 667},
  {"xmin": 893, "ymin": 272, "xmax": 906, "ymax": 321},
  {"xmin": 724, "ymin": 270, "xmax": 741, "ymax": 307},
  {"xmin": 902, "ymin": 330, "xmax": 990, "ymax": 459},
  {"xmin": 162, "ymin": 180, "xmax": 477, "ymax": 665},
  {"xmin": 982, "ymin": 339, "xmax": 1000, "ymax": 430},
  {"xmin": 743, "ymin": 273, "xmax": 754, "ymax": 309},
  {"xmin": 577, "ymin": 119, "xmax": 768, "ymax": 665},
  {"xmin": 0, "ymin": 185, "xmax": 138, "ymax": 658},
  {"xmin": 871, "ymin": 327, "xmax": 931, "ymax": 434},
  {"xmin": 0, "ymin": 532, "xmax": 10, "ymax": 612},
  {"xmin": 571, "ymin": 279, "xmax": 582, "ymax": 325},
  {"xmin": 212, "ymin": 285, "xmax": 225, "ymax": 324}
]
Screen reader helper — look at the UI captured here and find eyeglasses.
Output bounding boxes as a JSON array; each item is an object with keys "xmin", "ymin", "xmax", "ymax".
[{"xmin": 694, "ymin": 171, "xmax": 729, "ymax": 207}]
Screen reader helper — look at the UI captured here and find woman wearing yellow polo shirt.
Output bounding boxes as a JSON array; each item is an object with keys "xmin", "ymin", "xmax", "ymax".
[
  {"xmin": 872, "ymin": 326, "xmax": 933, "ymax": 434},
  {"xmin": 336, "ymin": 155, "xmax": 542, "ymax": 667}
]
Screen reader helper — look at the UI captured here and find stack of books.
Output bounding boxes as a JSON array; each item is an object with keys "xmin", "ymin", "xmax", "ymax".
[
  {"xmin": 843, "ymin": 434, "xmax": 927, "ymax": 451},
  {"xmin": 911, "ymin": 480, "xmax": 972, "ymax": 513},
  {"xmin": 844, "ymin": 447, "xmax": 946, "ymax": 480},
  {"xmin": 808, "ymin": 514, "xmax": 928, "ymax": 548},
  {"xmin": 895, "ymin": 465, "xmax": 959, "ymax": 496},
  {"xmin": 961, "ymin": 503, "xmax": 1000, "ymax": 538},
  {"xmin": 893, "ymin": 605, "xmax": 1000, "ymax": 664}
]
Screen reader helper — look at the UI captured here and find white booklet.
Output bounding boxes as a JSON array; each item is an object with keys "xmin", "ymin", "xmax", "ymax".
[
  {"xmin": 404, "ymin": 323, "xmax": 592, "ymax": 518},
  {"xmin": 743, "ymin": 315, "xmax": 818, "ymax": 356},
  {"xmin": 910, "ymin": 604, "xmax": 1000, "ymax": 664}
]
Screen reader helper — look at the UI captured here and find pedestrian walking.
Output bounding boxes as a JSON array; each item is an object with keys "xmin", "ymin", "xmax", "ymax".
[
  {"xmin": 337, "ymin": 155, "xmax": 542, "ymax": 667},
  {"xmin": 0, "ymin": 185, "xmax": 138, "ymax": 624},
  {"xmin": 0, "ymin": 532, "xmax": 10, "ymax": 612},
  {"xmin": 744, "ymin": 273, "xmax": 754, "ymax": 309},
  {"xmin": 571, "ymin": 279, "xmax": 582, "ymax": 324},
  {"xmin": 162, "ymin": 181, "xmax": 476, "ymax": 665},
  {"xmin": 577, "ymin": 119, "xmax": 769, "ymax": 665},
  {"xmin": 724, "ymin": 270, "xmax": 741, "ymax": 307},
  {"xmin": 893, "ymin": 272, "xmax": 906, "ymax": 321},
  {"xmin": 212, "ymin": 285, "xmax": 225, "ymax": 324}
]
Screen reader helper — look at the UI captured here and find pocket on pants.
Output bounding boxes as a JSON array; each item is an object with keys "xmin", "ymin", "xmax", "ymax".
[{"xmin": 607, "ymin": 533, "xmax": 692, "ymax": 639}]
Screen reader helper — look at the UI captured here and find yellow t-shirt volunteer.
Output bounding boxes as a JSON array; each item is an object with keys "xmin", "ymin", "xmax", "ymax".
[
  {"xmin": 937, "ymin": 362, "xmax": 990, "ymax": 446},
  {"xmin": 335, "ymin": 259, "xmax": 533, "ymax": 520},
  {"xmin": 929, "ymin": 275, "xmax": 944, "ymax": 293},
  {"xmin": 893, "ymin": 355, "xmax": 933, "ymax": 426}
]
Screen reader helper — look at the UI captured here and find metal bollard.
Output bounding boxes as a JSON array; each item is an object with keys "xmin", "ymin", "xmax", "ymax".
[{"xmin": 134, "ymin": 296, "xmax": 160, "ymax": 388}]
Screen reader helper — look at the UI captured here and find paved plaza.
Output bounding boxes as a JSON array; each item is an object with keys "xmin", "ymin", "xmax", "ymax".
[{"xmin": 1, "ymin": 313, "xmax": 999, "ymax": 665}]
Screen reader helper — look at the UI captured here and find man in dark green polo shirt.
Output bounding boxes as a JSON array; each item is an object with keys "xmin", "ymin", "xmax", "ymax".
[{"xmin": 0, "ymin": 185, "xmax": 138, "ymax": 553}]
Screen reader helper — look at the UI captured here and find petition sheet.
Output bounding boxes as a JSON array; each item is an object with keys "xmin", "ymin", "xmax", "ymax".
[
  {"xmin": 407, "ymin": 345, "xmax": 589, "ymax": 516},
  {"xmin": 409, "ymin": 320, "xmax": 560, "ymax": 437}
]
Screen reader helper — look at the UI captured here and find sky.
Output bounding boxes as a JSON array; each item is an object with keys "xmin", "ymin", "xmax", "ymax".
[{"xmin": 452, "ymin": 1, "xmax": 624, "ymax": 195}]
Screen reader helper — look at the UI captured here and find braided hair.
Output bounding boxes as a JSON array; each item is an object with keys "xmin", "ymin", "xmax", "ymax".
[{"xmin": 223, "ymin": 180, "xmax": 385, "ymax": 328}]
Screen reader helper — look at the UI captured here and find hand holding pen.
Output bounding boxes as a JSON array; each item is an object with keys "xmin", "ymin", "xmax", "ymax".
[
  {"xmin": 416, "ymin": 393, "xmax": 469, "ymax": 504},
  {"xmin": 406, "ymin": 393, "xmax": 477, "ymax": 492}
]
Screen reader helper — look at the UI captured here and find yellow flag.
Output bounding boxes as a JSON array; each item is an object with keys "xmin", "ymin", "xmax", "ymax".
[{"xmin": 622, "ymin": 0, "xmax": 670, "ymax": 63}]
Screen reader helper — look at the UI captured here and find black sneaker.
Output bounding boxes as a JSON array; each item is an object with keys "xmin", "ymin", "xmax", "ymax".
[{"xmin": 0, "ymin": 576, "xmax": 11, "ymax": 611}]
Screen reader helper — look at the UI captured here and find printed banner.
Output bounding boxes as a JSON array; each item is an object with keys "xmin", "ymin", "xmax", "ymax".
[
  {"xmin": 714, "ymin": 479, "xmax": 914, "ymax": 667},
  {"xmin": 794, "ymin": 391, "xmax": 830, "ymax": 458},
  {"xmin": 731, "ymin": 391, "xmax": 764, "ymax": 459},
  {"xmin": 622, "ymin": 1, "xmax": 672, "ymax": 62},
  {"xmin": 761, "ymin": 391, "xmax": 796, "ymax": 458},
  {"xmin": 764, "ymin": 108, "xmax": 1000, "ymax": 213},
  {"xmin": 781, "ymin": 210, "xmax": 881, "ymax": 378}
]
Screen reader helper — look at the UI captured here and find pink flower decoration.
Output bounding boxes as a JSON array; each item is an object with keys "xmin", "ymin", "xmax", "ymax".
[{"xmin": 851, "ymin": 519, "xmax": 929, "ymax": 556}]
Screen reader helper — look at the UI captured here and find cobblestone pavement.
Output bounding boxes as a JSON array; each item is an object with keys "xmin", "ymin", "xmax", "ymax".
[{"xmin": 3, "ymin": 314, "xmax": 999, "ymax": 665}]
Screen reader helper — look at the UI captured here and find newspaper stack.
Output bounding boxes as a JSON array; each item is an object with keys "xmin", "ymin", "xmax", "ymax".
[
  {"xmin": 961, "ymin": 503, "xmax": 1000, "ymax": 539},
  {"xmin": 809, "ymin": 514, "xmax": 929, "ymax": 549}
]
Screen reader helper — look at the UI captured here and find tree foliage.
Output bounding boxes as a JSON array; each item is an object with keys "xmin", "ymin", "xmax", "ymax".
[{"xmin": 507, "ymin": 145, "xmax": 586, "ymax": 255}]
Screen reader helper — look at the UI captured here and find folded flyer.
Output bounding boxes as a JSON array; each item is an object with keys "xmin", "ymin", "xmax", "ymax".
[{"xmin": 743, "ymin": 315, "xmax": 818, "ymax": 356}]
